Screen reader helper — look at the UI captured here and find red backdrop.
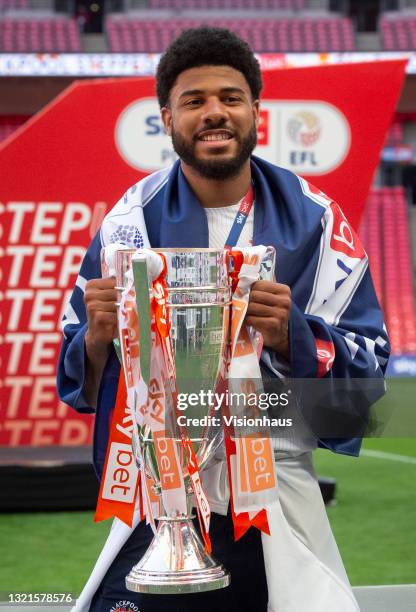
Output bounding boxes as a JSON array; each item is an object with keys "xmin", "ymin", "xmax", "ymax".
[{"xmin": 0, "ymin": 60, "xmax": 406, "ymax": 446}]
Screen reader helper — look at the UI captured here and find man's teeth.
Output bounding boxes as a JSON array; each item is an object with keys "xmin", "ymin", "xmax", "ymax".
[{"xmin": 201, "ymin": 133, "xmax": 230, "ymax": 141}]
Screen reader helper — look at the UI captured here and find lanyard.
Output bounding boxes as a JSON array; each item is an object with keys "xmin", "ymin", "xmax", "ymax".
[{"xmin": 224, "ymin": 183, "xmax": 255, "ymax": 249}]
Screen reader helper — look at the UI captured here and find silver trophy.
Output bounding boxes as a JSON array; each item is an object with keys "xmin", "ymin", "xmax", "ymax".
[{"xmin": 109, "ymin": 247, "xmax": 233, "ymax": 594}]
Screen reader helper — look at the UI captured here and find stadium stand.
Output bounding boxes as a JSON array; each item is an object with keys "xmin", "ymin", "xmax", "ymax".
[
  {"xmin": 0, "ymin": 15, "xmax": 82, "ymax": 51},
  {"xmin": 360, "ymin": 186, "xmax": 416, "ymax": 354},
  {"xmin": 149, "ymin": 0, "xmax": 305, "ymax": 9},
  {"xmin": 0, "ymin": 0, "xmax": 63, "ymax": 11},
  {"xmin": 380, "ymin": 12, "xmax": 416, "ymax": 50},
  {"xmin": 384, "ymin": 121, "xmax": 405, "ymax": 147},
  {"xmin": 0, "ymin": 0, "xmax": 29, "ymax": 9},
  {"xmin": 105, "ymin": 15, "xmax": 356, "ymax": 52}
]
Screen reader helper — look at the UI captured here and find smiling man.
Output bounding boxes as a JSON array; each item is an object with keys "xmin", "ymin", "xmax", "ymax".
[
  {"xmin": 58, "ymin": 27, "xmax": 389, "ymax": 612},
  {"xmin": 162, "ymin": 65, "xmax": 258, "ymax": 184}
]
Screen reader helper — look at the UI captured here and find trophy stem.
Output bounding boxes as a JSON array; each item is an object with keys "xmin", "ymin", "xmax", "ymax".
[{"xmin": 126, "ymin": 509, "xmax": 230, "ymax": 594}]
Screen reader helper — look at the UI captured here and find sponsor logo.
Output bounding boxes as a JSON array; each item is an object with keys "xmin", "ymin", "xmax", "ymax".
[
  {"xmin": 101, "ymin": 442, "xmax": 138, "ymax": 503},
  {"xmin": 287, "ymin": 111, "xmax": 321, "ymax": 147},
  {"xmin": 260, "ymin": 100, "xmax": 350, "ymax": 174},
  {"xmin": 153, "ymin": 431, "xmax": 182, "ymax": 490},
  {"xmin": 257, "ymin": 109, "xmax": 269, "ymax": 146},
  {"xmin": 239, "ymin": 435, "xmax": 276, "ymax": 493},
  {"xmin": 115, "ymin": 98, "xmax": 177, "ymax": 171},
  {"xmin": 115, "ymin": 98, "xmax": 350, "ymax": 175},
  {"xmin": 388, "ymin": 355, "xmax": 416, "ymax": 377},
  {"xmin": 110, "ymin": 600, "xmax": 140, "ymax": 612}
]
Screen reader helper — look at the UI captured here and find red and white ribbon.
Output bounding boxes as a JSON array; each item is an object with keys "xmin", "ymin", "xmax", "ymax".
[{"xmin": 221, "ymin": 247, "xmax": 278, "ymax": 539}]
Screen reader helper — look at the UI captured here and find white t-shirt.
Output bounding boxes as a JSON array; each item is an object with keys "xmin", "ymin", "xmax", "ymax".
[{"xmin": 204, "ymin": 201, "xmax": 254, "ymax": 249}]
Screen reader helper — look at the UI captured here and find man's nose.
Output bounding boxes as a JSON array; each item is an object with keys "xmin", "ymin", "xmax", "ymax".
[{"xmin": 201, "ymin": 97, "xmax": 229, "ymax": 124}]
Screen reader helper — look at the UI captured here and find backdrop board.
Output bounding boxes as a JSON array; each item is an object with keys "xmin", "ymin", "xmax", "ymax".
[{"xmin": 0, "ymin": 60, "xmax": 407, "ymax": 447}]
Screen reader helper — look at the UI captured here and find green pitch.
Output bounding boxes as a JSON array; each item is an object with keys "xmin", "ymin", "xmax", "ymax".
[{"xmin": 0, "ymin": 379, "xmax": 415, "ymax": 596}]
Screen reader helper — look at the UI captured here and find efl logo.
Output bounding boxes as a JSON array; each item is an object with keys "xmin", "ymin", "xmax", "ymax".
[
  {"xmin": 287, "ymin": 111, "xmax": 321, "ymax": 147},
  {"xmin": 102, "ymin": 442, "xmax": 138, "ymax": 503},
  {"xmin": 258, "ymin": 100, "xmax": 350, "ymax": 175}
]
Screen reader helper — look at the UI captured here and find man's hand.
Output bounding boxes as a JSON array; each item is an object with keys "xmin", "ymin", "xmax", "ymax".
[
  {"xmin": 245, "ymin": 280, "xmax": 291, "ymax": 359},
  {"xmin": 83, "ymin": 277, "xmax": 118, "ymax": 406},
  {"xmin": 84, "ymin": 277, "xmax": 118, "ymax": 355}
]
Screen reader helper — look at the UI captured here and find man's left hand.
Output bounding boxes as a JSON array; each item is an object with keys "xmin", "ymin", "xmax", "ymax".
[{"xmin": 245, "ymin": 280, "xmax": 291, "ymax": 359}]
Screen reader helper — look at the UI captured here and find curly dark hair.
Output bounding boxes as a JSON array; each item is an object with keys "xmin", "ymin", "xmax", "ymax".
[{"xmin": 156, "ymin": 27, "xmax": 263, "ymax": 108}]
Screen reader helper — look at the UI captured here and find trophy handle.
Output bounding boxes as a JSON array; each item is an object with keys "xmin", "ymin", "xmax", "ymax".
[{"xmin": 132, "ymin": 254, "xmax": 152, "ymax": 387}]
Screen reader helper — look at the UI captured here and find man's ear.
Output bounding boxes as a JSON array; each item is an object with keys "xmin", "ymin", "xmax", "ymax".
[
  {"xmin": 161, "ymin": 106, "xmax": 172, "ymax": 136},
  {"xmin": 252, "ymin": 100, "xmax": 260, "ymax": 128}
]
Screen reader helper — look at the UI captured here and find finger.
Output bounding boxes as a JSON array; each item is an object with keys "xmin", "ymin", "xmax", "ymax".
[
  {"xmin": 86, "ymin": 277, "xmax": 117, "ymax": 290},
  {"xmin": 249, "ymin": 290, "xmax": 280, "ymax": 307},
  {"xmin": 247, "ymin": 300, "xmax": 290, "ymax": 318},
  {"xmin": 89, "ymin": 311, "xmax": 118, "ymax": 328},
  {"xmin": 251, "ymin": 280, "xmax": 290, "ymax": 296},
  {"xmin": 87, "ymin": 301, "xmax": 118, "ymax": 314},
  {"xmin": 250, "ymin": 293, "xmax": 291, "ymax": 314},
  {"xmin": 84, "ymin": 288, "xmax": 118, "ymax": 303},
  {"xmin": 246, "ymin": 302, "xmax": 277, "ymax": 318},
  {"xmin": 245, "ymin": 315, "xmax": 287, "ymax": 333}
]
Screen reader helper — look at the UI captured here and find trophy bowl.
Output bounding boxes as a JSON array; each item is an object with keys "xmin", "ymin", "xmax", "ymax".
[{"xmin": 109, "ymin": 247, "xmax": 232, "ymax": 594}]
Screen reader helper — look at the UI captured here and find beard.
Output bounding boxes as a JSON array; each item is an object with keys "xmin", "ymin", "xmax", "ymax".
[{"xmin": 171, "ymin": 122, "xmax": 257, "ymax": 180}]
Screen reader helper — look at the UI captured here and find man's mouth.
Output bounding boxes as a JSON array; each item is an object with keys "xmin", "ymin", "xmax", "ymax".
[{"xmin": 197, "ymin": 130, "xmax": 234, "ymax": 142}]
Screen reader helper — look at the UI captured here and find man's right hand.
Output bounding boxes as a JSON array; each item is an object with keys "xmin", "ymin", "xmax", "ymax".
[
  {"xmin": 83, "ymin": 277, "xmax": 118, "ymax": 406},
  {"xmin": 84, "ymin": 277, "xmax": 118, "ymax": 353}
]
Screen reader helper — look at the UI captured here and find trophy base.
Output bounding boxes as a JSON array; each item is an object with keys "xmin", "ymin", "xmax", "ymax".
[{"xmin": 126, "ymin": 516, "xmax": 230, "ymax": 594}]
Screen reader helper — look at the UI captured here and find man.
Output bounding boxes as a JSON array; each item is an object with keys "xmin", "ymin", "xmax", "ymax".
[{"xmin": 58, "ymin": 27, "xmax": 389, "ymax": 612}]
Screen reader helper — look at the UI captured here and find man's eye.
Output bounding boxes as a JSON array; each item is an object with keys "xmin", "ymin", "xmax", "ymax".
[
  {"xmin": 186, "ymin": 99, "xmax": 202, "ymax": 106},
  {"xmin": 225, "ymin": 96, "xmax": 241, "ymax": 104}
]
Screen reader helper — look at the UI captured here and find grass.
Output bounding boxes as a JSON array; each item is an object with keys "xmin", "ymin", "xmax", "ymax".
[
  {"xmin": 313, "ymin": 437, "xmax": 416, "ymax": 586},
  {"xmin": 0, "ymin": 379, "xmax": 415, "ymax": 597},
  {"xmin": 0, "ymin": 511, "xmax": 110, "ymax": 596},
  {"xmin": 312, "ymin": 377, "xmax": 416, "ymax": 585}
]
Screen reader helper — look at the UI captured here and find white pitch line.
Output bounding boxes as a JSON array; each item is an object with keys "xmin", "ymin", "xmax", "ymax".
[{"xmin": 361, "ymin": 449, "xmax": 416, "ymax": 464}]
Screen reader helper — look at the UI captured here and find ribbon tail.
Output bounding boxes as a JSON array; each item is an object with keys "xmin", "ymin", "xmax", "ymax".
[
  {"xmin": 94, "ymin": 371, "xmax": 138, "ymax": 528},
  {"xmin": 232, "ymin": 509, "xmax": 252, "ymax": 542},
  {"xmin": 251, "ymin": 508, "xmax": 271, "ymax": 536}
]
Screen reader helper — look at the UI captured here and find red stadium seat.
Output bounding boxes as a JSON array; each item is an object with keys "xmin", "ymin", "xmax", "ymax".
[
  {"xmin": 148, "ymin": 0, "xmax": 305, "ymax": 9},
  {"xmin": 0, "ymin": 0, "xmax": 28, "ymax": 8},
  {"xmin": 359, "ymin": 186, "xmax": 416, "ymax": 354},
  {"xmin": 0, "ymin": 17, "xmax": 81, "ymax": 52},
  {"xmin": 105, "ymin": 15, "xmax": 356, "ymax": 53},
  {"xmin": 380, "ymin": 14, "xmax": 416, "ymax": 51}
]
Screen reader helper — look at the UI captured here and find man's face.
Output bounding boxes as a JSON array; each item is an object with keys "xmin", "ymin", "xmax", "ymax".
[{"xmin": 161, "ymin": 65, "xmax": 260, "ymax": 180}]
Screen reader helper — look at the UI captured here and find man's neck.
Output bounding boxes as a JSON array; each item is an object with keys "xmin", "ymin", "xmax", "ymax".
[{"xmin": 180, "ymin": 160, "xmax": 252, "ymax": 208}]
